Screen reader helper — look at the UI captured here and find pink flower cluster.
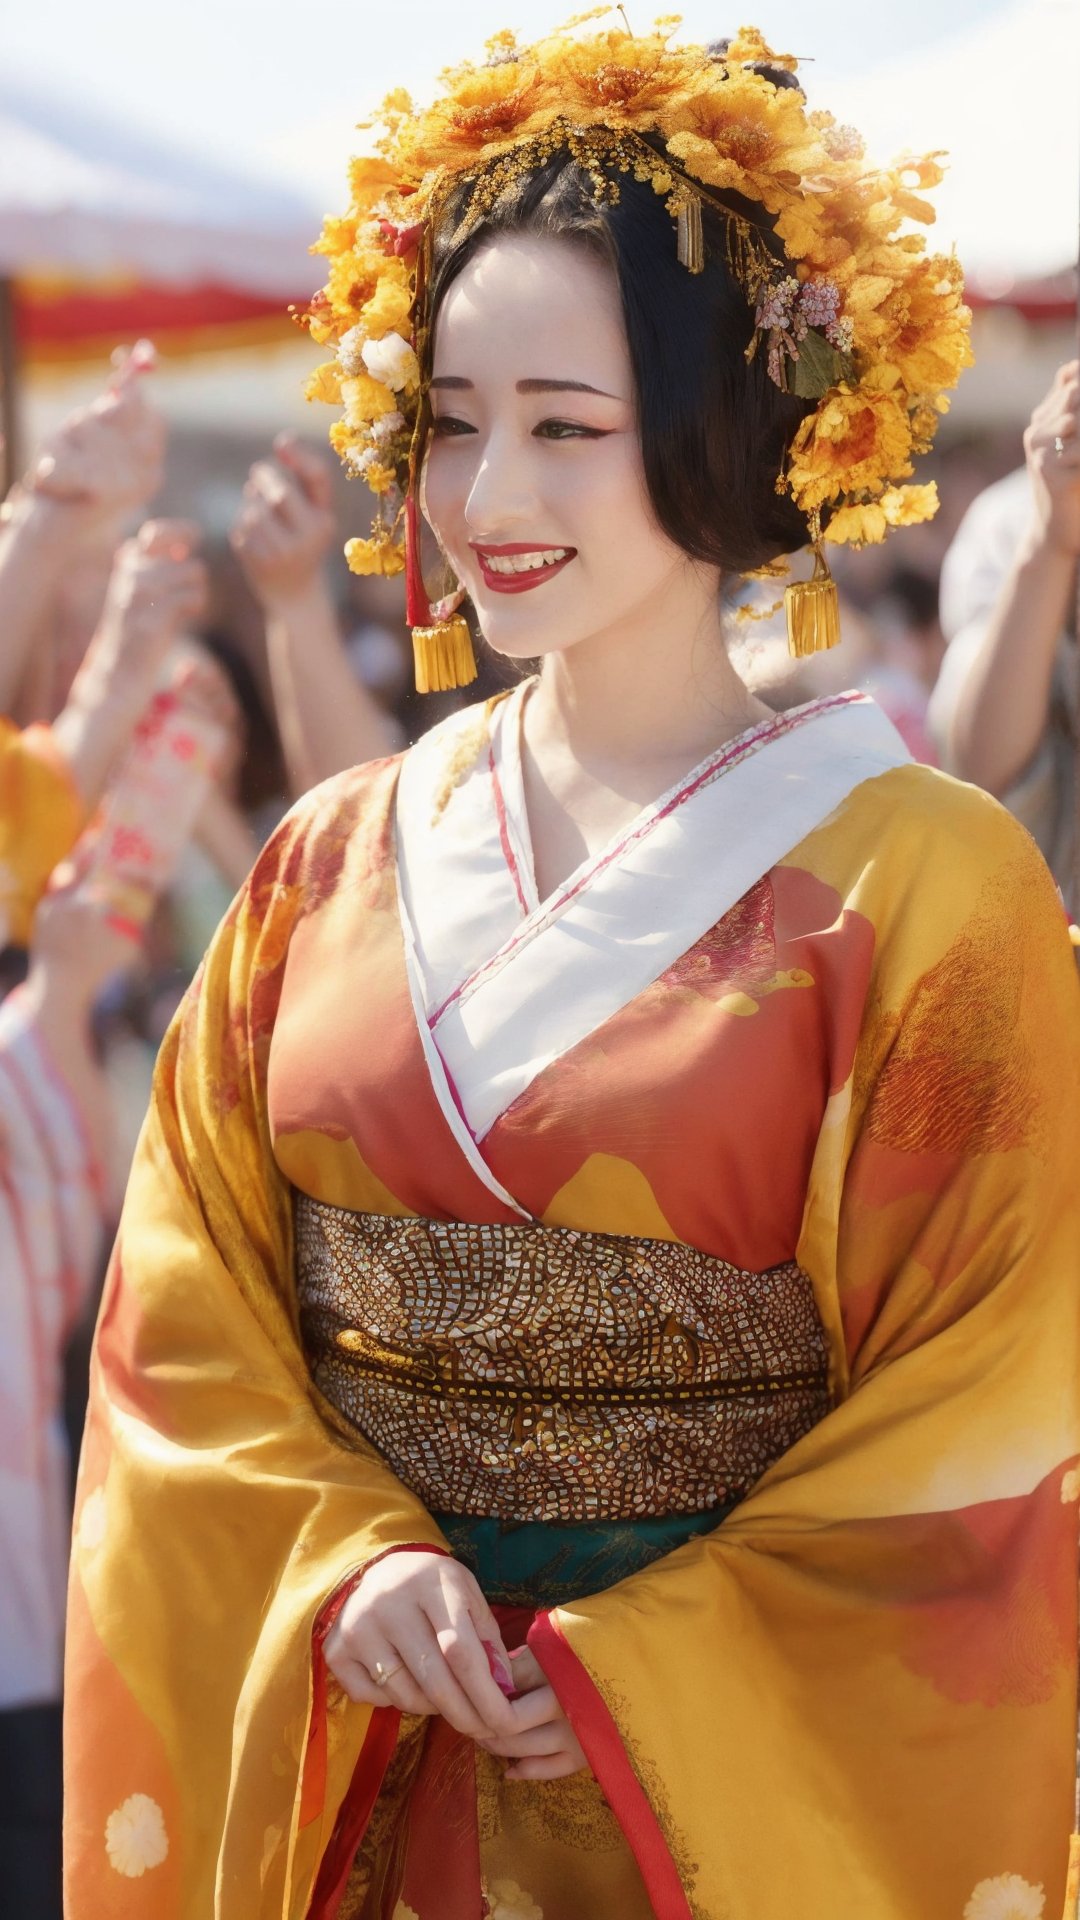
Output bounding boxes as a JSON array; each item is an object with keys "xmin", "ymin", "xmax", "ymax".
[{"xmin": 753, "ymin": 274, "xmax": 852, "ymax": 388}]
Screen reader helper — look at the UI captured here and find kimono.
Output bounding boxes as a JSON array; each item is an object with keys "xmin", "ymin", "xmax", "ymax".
[
  {"xmin": 0, "ymin": 717, "xmax": 83, "ymax": 948},
  {"xmin": 64, "ymin": 684, "xmax": 1080, "ymax": 1920}
]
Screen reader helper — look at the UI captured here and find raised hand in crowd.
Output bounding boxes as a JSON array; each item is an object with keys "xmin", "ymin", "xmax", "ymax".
[
  {"xmin": 16, "ymin": 887, "xmax": 140, "ymax": 1197},
  {"xmin": 52, "ymin": 518, "xmax": 207, "ymax": 807},
  {"xmin": 230, "ymin": 434, "xmax": 395, "ymax": 797},
  {"xmin": 0, "ymin": 344, "xmax": 164, "ymax": 711},
  {"xmin": 935, "ymin": 359, "xmax": 1080, "ymax": 799}
]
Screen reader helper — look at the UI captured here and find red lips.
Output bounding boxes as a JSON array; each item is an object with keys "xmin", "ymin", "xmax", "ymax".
[{"xmin": 470, "ymin": 541, "xmax": 577, "ymax": 596}]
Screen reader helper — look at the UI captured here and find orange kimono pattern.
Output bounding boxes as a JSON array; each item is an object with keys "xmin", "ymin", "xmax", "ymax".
[{"xmin": 65, "ymin": 706, "xmax": 1080, "ymax": 1920}]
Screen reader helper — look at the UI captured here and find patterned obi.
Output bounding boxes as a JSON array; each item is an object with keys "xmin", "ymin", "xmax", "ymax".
[{"xmin": 295, "ymin": 1196, "xmax": 832, "ymax": 1527}]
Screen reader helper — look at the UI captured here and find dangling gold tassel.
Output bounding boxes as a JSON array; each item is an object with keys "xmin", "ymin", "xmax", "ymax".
[
  {"xmin": 412, "ymin": 614, "xmax": 478, "ymax": 694},
  {"xmin": 785, "ymin": 543, "xmax": 841, "ymax": 659},
  {"xmin": 676, "ymin": 192, "xmax": 704, "ymax": 274}
]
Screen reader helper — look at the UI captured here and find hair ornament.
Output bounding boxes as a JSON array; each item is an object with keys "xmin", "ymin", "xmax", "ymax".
[{"xmin": 303, "ymin": 11, "xmax": 972, "ymax": 678}]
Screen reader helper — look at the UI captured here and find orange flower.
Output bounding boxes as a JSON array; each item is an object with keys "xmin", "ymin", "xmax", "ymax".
[
  {"xmin": 348, "ymin": 154, "xmax": 406, "ymax": 211},
  {"xmin": 664, "ymin": 70, "xmax": 814, "ymax": 212},
  {"xmin": 788, "ymin": 369, "xmax": 913, "ymax": 513},
  {"xmin": 394, "ymin": 60, "xmax": 545, "ymax": 174},
  {"xmin": 544, "ymin": 28, "xmax": 700, "ymax": 125},
  {"xmin": 879, "ymin": 255, "xmax": 973, "ymax": 396}
]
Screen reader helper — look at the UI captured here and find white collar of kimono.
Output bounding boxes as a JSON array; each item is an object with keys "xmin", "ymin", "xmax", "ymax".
[{"xmin": 396, "ymin": 682, "xmax": 909, "ymax": 1199}]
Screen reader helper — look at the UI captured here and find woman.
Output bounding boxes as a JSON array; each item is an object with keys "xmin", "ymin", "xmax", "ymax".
[{"xmin": 65, "ymin": 21, "xmax": 1080, "ymax": 1920}]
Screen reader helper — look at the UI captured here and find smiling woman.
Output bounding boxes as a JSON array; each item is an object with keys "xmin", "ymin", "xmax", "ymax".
[{"xmin": 63, "ymin": 18, "xmax": 1080, "ymax": 1920}]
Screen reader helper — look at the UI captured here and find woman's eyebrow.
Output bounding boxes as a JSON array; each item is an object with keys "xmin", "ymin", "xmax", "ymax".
[{"xmin": 428, "ymin": 375, "xmax": 619, "ymax": 397}]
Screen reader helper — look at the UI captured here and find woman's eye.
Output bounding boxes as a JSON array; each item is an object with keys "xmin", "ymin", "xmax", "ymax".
[
  {"xmin": 431, "ymin": 415, "xmax": 476, "ymax": 438},
  {"xmin": 534, "ymin": 419, "xmax": 609, "ymax": 441}
]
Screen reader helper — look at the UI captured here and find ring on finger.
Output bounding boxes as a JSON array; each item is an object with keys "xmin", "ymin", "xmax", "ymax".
[
  {"xmin": 1054, "ymin": 435, "xmax": 1067, "ymax": 457},
  {"xmin": 371, "ymin": 1659, "xmax": 404, "ymax": 1689}
]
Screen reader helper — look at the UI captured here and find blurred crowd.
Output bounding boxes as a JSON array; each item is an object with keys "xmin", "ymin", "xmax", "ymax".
[{"xmin": 0, "ymin": 338, "xmax": 1078, "ymax": 1912}]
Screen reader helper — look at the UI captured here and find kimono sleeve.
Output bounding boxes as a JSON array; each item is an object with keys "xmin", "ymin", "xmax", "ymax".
[
  {"xmin": 0, "ymin": 718, "xmax": 83, "ymax": 945},
  {"xmin": 63, "ymin": 793, "xmax": 448, "ymax": 1920},
  {"xmin": 530, "ymin": 793, "xmax": 1080, "ymax": 1920}
]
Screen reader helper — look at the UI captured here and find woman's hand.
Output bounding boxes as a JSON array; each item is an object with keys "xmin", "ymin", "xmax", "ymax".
[
  {"xmin": 324, "ymin": 1551, "xmax": 520, "ymax": 1743},
  {"xmin": 478, "ymin": 1645, "xmax": 589, "ymax": 1782},
  {"xmin": 230, "ymin": 435, "xmax": 337, "ymax": 613},
  {"xmin": 1024, "ymin": 358, "xmax": 1080, "ymax": 560},
  {"xmin": 26, "ymin": 343, "xmax": 164, "ymax": 535}
]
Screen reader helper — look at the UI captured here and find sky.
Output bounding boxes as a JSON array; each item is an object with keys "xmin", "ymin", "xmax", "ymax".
[{"xmin": 3, "ymin": 0, "xmax": 1079, "ymax": 277}]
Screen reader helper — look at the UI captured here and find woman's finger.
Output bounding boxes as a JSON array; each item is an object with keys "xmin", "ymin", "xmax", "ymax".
[
  {"xmin": 274, "ymin": 433, "xmax": 335, "ymax": 510},
  {"xmin": 479, "ymin": 1719, "xmax": 571, "ymax": 1760},
  {"xmin": 393, "ymin": 1615, "xmax": 506, "ymax": 1741},
  {"xmin": 438, "ymin": 1592, "xmax": 517, "ymax": 1734},
  {"xmin": 250, "ymin": 461, "xmax": 305, "ymax": 528},
  {"xmin": 500, "ymin": 1684, "xmax": 562, "ymax": 1732},
  {"xmin": 504, "ymin": 1751, "xmax": 587, "ymax": 1782},
  {"xmin": 330, "ymin": 1652, "xmax": 435, "ymax": 1718}
]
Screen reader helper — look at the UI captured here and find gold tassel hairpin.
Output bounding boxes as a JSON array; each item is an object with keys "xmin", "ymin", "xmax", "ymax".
[
  {"xmin": 675, "ymin": 191, "xmax": 704, "ymax": 274},
  {"xmin": 785, "ymin": 515, "xmax": 841, "ymax": 659},
  {"xmin": 405, "ymin": 484, "xmax": 477, "ymax": 694},
  {"xmin": 412, "ymin": 604, "xmax": 477, "ymax": 694}
]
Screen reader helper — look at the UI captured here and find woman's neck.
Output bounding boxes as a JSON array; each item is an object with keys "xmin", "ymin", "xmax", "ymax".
[
  {"xmin": 524, "ymin": 563, "xmax": 770, "ymax": 791},
  {"xmin": 516, "ymin": 564, "xmax": 774, "ymax": 900}
]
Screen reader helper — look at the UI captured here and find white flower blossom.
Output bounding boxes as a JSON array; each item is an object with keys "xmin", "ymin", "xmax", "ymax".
[
  {"xmin": 361, "ymin": 333, "xmax": 418, "ymax": 393},
  {"xmin": 371, "ymin": 410, "xmax": 406, "ymax": 445},
  {"xmin": 346, "ymin": 446, "xmax": 379, "ymax": 477},
  {"xmin": 337, "ymin": 325, "xmax": 368, "ymax": 376},
  {"xmin": 105, "ymin": 1795, "xmax": 169, "ymax": 1878},
  {"xmin": 964, "ymin": 1874, "xmax": 1046, "ymax": 1920}
]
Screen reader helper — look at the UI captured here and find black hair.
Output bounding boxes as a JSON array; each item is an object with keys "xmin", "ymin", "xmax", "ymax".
[{"xmin": 428, "ymin": 141, "xmax": 816, "ymax": 575}]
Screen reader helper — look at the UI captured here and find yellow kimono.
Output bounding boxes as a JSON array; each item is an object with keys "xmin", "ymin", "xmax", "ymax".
[
  {"xmin": 65, "ymin": 689, "xmax": 1080, "ymax": 1920},
  {"xmin": 0, "ymin": 717, "xmax": 83, "ymax": 945}
]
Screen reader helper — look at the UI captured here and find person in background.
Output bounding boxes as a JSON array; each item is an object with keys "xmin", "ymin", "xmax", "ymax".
[
  {"xmin": 930, "ymin": 359, "xmax": 1080, "ymax": 897},
  {"xmin": 0, "ymin": 892, "xmax": 130, "ymax": 1918},
  {"xmin": 230, "ymin": 434, "xmax": 397, "ymax": 798},
  {"xmin": 0, "ymin": 348, "xmax": 167, "ymax": 944},
  {"xmin": 0, "ymin": 632, "xmax": 221, "ymax": 1920}
]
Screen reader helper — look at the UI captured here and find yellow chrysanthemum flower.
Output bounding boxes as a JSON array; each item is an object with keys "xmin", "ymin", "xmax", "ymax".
[
  {"xmin": 666, "ymin": 71, "xmax": 820, "ymax": 214},
  {"xmin": 359, "ymin": 279, "xmax": 413, "ymax": 341},
  {"xmin": 345, "ymin": 533, "xmax": 406, "ymax": 577},
  {"xmin": 822, "ymin": 501, "xmax": 888, "ymax": 547},
  {"xmin": 881, "ymin": 480, "xmax": 939, "ymax": 526},
  {"xmin": 788, "ymin": 369, "xmax": 914, "ymax": 515},
  {"xmin": 341, "ymin": 373, "xmax": 400, "ymax": 428},
  {"xmin": 304, "ymin": 362, "xmax": 343, "ymax": 406}
]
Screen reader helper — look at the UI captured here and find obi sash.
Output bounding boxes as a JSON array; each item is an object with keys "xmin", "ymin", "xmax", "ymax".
[{"xmin": 295, "ymin": 1195, "xmax": 831, "ymax": 1596}]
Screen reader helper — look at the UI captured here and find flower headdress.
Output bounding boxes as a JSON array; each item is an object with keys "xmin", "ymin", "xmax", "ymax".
[{"xmin": 304, "ymin": 11, "xmax": 972, "ymax": 685}]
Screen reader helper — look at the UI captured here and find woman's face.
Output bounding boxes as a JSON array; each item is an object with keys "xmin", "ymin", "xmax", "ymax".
[{"xmin": 424, "ymin": 231, "xmax": 700, "ymax": 664}]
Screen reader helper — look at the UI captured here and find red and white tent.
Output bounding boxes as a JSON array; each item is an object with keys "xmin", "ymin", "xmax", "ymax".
[{"xmin": 0, "ymin": 77, "xmax": 321, "ymax": 478}]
